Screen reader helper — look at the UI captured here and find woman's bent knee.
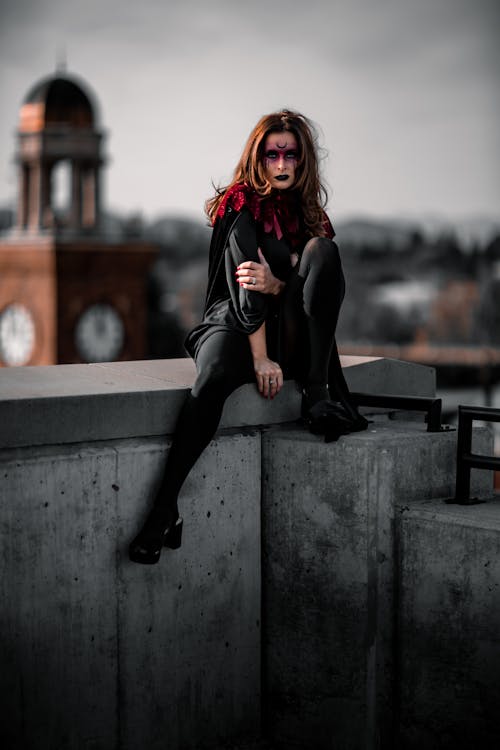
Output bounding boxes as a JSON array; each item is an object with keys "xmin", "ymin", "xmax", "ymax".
[{"xmin": 302, "ymin": 237, "xmax": 340, "ymax": 267}]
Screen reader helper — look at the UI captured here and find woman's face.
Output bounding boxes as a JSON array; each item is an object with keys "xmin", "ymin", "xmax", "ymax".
[{"xmin": 263, "ymin": 131, "xmax": 298, "ymax": 190}]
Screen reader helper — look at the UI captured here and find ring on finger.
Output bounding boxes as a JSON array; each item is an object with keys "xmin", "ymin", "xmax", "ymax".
[
  {"xmin": 269, "ymin": 379, "xmax": 275, "ymax": 385},
  {"xmin": 252, "ymin": 277, "xmax": 256, "ymax": 285}
]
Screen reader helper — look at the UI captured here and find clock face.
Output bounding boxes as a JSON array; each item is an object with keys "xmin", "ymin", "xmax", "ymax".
[
  {"xmin": 74, "ymin": 303, "xmax": 125, "ymax": 363},
  {"xmin": 0, "ymin": 303, "xmax": 36, "ymax": 366}
]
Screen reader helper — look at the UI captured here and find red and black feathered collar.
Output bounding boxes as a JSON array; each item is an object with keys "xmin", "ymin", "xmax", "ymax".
[
  {"xmin": 215, "ymin": 182, "xmax": 334, "ymax": 248},
  {"xmin": 215, "ymin": 182, "xmax": 305, "ymax": 249}
]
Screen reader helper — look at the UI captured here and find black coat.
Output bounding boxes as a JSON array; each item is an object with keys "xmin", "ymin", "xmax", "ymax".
[{"xmin": 185, "ymin": 205, "xmax": 294, "ymax": 360}]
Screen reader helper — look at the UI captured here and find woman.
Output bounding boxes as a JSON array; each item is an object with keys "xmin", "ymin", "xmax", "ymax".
[{"xmin": 129, "ymin": 109, "xmax": 367, "ymax": 565}]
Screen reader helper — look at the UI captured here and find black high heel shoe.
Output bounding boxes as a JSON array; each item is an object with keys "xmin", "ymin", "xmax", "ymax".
[
  {"xmin": 301, "ymin": 386, "xmax": 369, "ymax": 443},
  {"xmin": 129, "ymin": 506, "xmax": 183, "ymax": 565}
]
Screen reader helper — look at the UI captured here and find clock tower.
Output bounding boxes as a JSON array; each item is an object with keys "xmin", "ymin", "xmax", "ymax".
[{"xmin": 0, "ymin": 71, "xmax": 157, "ymax": 366}]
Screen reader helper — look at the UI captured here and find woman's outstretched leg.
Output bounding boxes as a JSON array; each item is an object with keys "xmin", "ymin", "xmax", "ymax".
[
  {"xmin": 155, "ymin": 333, "xmax": 254, "ymax": 510},
  {"xmin": 129, "ymin": 331, "xmax": 254, "ymax": 564}
]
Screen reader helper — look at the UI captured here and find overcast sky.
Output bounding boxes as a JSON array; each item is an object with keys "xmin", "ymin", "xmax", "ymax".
[{"xmin": 1, "ymin": 0, "xmax": 499, "ymax": 223}]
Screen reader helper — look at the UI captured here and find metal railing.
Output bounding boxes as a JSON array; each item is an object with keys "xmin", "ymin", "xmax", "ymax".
[
  {"xmin": 351, "ymin": 392, "xmax": 444, "ymax": 432},
  {"xmin": 451, "ymin": 405, "xmax": 500, "ymax": 504}
]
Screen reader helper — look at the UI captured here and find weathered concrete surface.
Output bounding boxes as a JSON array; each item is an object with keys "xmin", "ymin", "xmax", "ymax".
[
  {"xmin": 1, "ymin": 444, "xmax": 119, "ymax": 750},
  {"xmin": 0, "ymin": 431, "xmax": 261, "ymax": 750},
  {"xmin": 261, "ymin": 422, "xmax": 493, "ymax": 750},
  {"xmin": 0, "ymin": 356, "xmax": 435, "ymax": 449},
  {"xmin": 3, "ymin": 358, "xmax": 499, "ymax": 750},
  {"xmin": 397, "ymin": 498, "xmax": 500, "ymax": 750},
  {"xmin": 342, "ymin": 355, "xmax": 435, "ymax": 397}
]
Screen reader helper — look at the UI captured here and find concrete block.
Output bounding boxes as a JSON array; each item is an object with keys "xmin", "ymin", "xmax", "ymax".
[
  {"xmin": 0, "ymin": 359, "xmax": 191, "ymax": 449},
  {"xmin": 261, "ymin": 422, "xmax": 492, "ymax": 750},
  {"xmin": 220, "ymin": 356, "xmax": 436, "ymax": 431},
  {"xmin": 0, "ymin": 431, "xmax": 261, "ymax": 750},
  {"xmin": 342, "ymin": 355, "xmax": 436, "ymax": 397},
  {"xmin": 0, "ymin": 356, "xmax": 436, "ymax": 449},
  {"xmin": 397, "ymin": 498, "xmax": 500, "ymax": 750}
]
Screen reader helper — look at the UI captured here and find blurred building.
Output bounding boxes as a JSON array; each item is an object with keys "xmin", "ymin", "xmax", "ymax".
[{"xmin": 0, "ymin": 71, "xmax": 157, "ymax": 366}]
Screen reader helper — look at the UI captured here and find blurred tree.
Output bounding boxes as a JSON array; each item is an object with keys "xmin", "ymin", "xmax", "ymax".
[{"xmin": 476, "ymin": 277, "xmax": 500, "ymax": 345}]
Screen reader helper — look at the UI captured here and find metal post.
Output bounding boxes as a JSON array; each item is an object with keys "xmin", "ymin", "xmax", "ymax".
[{"xmin": 455, "ymin": 407, "xmax": 473, "ymax": 503}]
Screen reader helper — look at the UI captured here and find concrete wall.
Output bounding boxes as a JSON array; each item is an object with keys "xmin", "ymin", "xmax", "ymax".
[
  {"xmin": 1, "ymin": 432, "xmax": 261, "ymax": 750},
  {"xmin": 1, "ymin": 357, "xmax": 499, "ymax": 750},
  {"xmin": 261, "ymin": 421, "xmax": 494, "ymax": 750}
]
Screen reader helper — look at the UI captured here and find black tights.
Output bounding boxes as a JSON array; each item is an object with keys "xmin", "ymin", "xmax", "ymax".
[{"xmin": 155, "ymin": 237, "xmax": 348, "ymax": 513}]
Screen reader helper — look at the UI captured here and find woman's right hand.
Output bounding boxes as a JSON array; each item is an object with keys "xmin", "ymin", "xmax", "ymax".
[
  {"xmin": 236, "ymin": 248, "xmax": 285, "ymax": 296},
  {"xmin": 253, "ymin": 356, "xmax": 283, "ymax": 399}
]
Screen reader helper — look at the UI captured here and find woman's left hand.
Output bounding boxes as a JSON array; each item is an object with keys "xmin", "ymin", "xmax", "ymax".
[{"xmin": 236, "ymin": 248, "xmax": 285, "ymax": 296}]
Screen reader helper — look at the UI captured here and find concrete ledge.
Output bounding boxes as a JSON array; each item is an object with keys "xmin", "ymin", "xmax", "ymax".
[{"xmin": 1, "ymin": 356, "xmax": 435, "ymax": 448}]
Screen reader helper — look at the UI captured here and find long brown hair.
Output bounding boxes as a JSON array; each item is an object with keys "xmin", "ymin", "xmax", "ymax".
[{"xmin": 205, "ymin": 110, "xmax": 329, "ymax": 237}]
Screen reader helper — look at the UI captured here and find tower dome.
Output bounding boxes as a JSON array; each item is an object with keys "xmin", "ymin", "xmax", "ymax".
[
  {"xmin": 15, "ymin": 71, "xmax": 105, "ymax": 233},
  {"xmin": 19, "ymin": 74, "xmax": 97, "ymax": 133}
]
